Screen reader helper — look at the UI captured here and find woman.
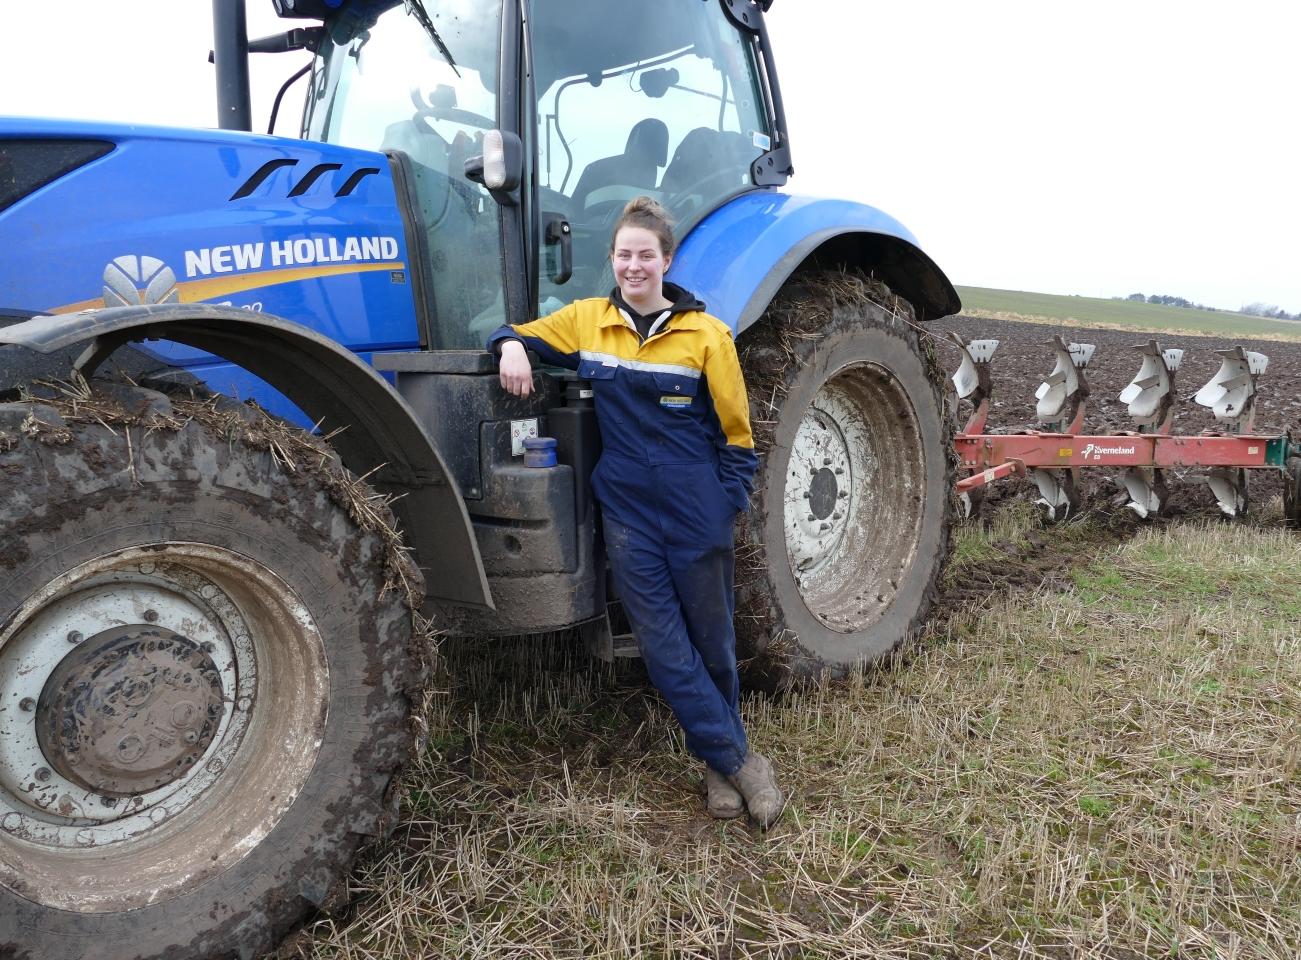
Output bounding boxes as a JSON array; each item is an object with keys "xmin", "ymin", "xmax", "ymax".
[{"xmin": 488, "ymin": 197, "xmax": 784, "ymax": 828}]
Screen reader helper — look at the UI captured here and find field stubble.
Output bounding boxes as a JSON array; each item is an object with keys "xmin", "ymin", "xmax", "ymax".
[{"xmin": 283, "ymin": 500, "xmax": 1299, "ymax": 960}]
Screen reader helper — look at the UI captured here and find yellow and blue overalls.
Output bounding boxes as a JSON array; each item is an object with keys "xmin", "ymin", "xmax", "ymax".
[{"xmin": 488, "ymin": 284, "xmax": 758, "ymax": 775}]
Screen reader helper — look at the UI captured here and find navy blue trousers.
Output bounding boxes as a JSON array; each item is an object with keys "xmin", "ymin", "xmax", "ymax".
[{"xmin": 596, "ymin": 455, "xmax": 748, "ymax": 776}]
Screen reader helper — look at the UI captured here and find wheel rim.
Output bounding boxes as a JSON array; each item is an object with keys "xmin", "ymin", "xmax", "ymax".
[
  {"xmin": 0, "ymin": 543, "xmax": 328, "ymax": 912},
  {"xmin": 783, "ymin": 361, "xmax": 927, "ymax": 633}
]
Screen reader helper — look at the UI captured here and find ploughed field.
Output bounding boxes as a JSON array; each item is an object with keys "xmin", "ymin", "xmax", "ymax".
[{"xmin": 929, "ymin": 313, "xmax": 1301, "ymax": 513}]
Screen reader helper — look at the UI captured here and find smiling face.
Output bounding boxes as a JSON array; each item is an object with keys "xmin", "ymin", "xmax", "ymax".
[{"xmin": 611, "ymin": 225, "xmax": 672, "ymax": 310}]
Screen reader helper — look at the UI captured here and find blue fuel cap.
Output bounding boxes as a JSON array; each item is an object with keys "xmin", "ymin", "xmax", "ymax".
[{"xmin": 523, "ymin": 436, "xmax": 558, "ymax": 468}]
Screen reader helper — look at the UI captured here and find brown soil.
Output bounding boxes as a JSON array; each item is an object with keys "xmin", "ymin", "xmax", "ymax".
[
  {"xmin": 929, "ymin": 313, "xmax": 1301, "ymax": 514},
  {"xmin": 931, "ymin": 514, "xmax": 1139, "ymax": 620}
]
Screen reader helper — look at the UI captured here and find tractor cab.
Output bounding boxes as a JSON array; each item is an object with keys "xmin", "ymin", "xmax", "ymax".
[{"xmin": 298, "ymin": 0, "xmax": 786, "ymax": 347}]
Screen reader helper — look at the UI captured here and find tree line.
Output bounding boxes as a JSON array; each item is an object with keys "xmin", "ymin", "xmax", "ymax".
[{"xmin": 1116, "ymin": 293, "xmax": 1299, "ymax": 321}]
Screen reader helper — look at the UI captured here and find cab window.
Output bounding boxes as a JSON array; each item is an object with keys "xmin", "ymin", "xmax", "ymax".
[{"xmin": 531, "ymin": 0, "xmax": 769, "ymax": 308}]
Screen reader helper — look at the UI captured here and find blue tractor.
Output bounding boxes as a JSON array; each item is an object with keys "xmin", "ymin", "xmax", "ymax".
[{"xmin": 0, "ymin": 0, "xmax": 958, "ymax": 955}]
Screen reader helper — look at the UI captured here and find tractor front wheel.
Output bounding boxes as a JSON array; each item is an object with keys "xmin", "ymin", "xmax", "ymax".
[{"xmin": 0, "ymin": 383, "xmax": 422, "ymax": 960}]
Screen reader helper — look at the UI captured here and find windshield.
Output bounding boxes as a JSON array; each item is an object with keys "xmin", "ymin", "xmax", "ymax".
[{"xmin": 304, "ymin": 0, "xmax": 507, "ymax": 348}]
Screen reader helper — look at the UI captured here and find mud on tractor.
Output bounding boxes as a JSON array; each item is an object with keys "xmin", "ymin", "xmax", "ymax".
[{"xmin": 0, "ymin": 1, "xmax": 960, "ymax": 956}]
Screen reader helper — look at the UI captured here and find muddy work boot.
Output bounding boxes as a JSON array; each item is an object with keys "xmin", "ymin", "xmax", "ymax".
[
  {"xmin": 704, "ymin": 767, "xmax": 745, "ymax": 819},
  {"xmin": 728, "ymin": 751, "xmax": 785, "ymax": 829}
]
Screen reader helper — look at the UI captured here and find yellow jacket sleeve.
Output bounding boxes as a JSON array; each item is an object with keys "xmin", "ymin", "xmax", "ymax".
[
  {"xmin": 702, "ymin": 327, "xmax": 758, "ymax": 511},
  {"xmin": 486, "ymin": 302, "xmax": 583, "ymax": 369}
]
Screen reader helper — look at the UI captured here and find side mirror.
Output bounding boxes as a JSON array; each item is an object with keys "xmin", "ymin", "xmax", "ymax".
[{"xmin": 464, "ymin": 130, "xmax": 524, "ymax": 206}]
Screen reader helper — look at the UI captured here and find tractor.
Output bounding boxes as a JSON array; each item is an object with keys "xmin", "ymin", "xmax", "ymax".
[{"xmin": 0, "ymin": 1, "xmax": 958, "ymax": 956}]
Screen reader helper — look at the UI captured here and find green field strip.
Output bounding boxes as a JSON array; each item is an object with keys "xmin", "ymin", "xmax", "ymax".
[{"xmin": 956, "ymin": 286, "xmax": 1301, "ymax": 340}]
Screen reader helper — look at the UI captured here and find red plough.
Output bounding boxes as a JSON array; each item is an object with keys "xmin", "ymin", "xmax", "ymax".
[{"xmin": 948, "ymin": 332, "xmax": 1301, "ymax": 524}]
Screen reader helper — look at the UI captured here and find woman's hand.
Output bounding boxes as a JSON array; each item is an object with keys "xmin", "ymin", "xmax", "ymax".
[{"xmin": 498, "ymin": 340, "xmax": 534, "ymax": 397}]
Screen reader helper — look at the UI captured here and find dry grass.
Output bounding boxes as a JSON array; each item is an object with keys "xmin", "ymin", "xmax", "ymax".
[{"xmin": 284, "ymin": 506, "xmax": 1300, "ymax": 960}]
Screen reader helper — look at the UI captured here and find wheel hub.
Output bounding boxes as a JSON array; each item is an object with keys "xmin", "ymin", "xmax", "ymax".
[
  {"xmin": 36, "ymin": 625, "xmax": 226, "ymax": 796},
  {"xmin": 786, "ymin": 407, "xmax": 853, "ymax": 575},
  {"xmin": 808, "ymin": 467, "xmax": 839, "ymax": 520}
]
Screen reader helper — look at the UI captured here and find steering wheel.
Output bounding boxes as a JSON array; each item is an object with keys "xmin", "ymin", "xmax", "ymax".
[{"xmin": 408, "ymin": 88, "xmax": 496, "ymax": 131}]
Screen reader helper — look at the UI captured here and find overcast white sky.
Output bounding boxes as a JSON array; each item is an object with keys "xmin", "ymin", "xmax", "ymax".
[{"xmin": 3, "ymin": 1, "xmax": 1298, "ymax": 314}]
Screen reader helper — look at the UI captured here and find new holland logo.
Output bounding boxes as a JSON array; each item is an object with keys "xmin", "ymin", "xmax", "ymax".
[
  {"xmin": 103, "ymin": 255, "xmax": 179, "ymax": 307},
  {"xmin": 1081, "ymin": 442, "xmax": 1137, "ymax": 460}
]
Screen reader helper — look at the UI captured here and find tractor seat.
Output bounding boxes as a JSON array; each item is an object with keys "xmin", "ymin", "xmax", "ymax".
[
  {"xmin": 659, "ymin": 127, "xmax": 754, "ymax": 200},
  {"xmin": 571, "ymin": 118, "xmax": 669, "ymax": 209}
]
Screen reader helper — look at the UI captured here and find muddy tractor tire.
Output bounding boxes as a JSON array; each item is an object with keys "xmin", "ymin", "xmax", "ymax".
[
  {"xmin": 1284, "ymin": 456, "xmax": 1301, "ymax": 529},
  {"xmin": 0, "ymin": 383, "xmax": 423, "ymax": 960},
  {"xmin": 736, "ymin": 272, "xmax": 953, "ymax": 688}
]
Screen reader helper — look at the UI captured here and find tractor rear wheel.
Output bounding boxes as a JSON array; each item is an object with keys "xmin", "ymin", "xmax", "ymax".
[
  {"xmin": 0, "ymin": 383, "xmax": 423, "ymax": 960},
  {"xmin": 1284, "ymin": 456, "xmax": 1301, "ymax": 529},
  {"xmin": 736, "ymin": 272, "xmax": 953, "ymax": 688}
]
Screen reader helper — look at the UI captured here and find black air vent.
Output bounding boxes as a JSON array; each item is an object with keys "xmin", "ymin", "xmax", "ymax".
[{"xmin": 0, "ymin": 139, "xmax": 115, "ymax": 213}]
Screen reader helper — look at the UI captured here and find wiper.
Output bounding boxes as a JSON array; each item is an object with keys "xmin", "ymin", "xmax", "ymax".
[{"xmin": 405, "ymin": 0, "xmax": 462, "ymax": 77}]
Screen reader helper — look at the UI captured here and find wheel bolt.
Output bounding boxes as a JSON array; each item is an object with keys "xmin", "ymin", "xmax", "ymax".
[
  {"xmin": 101, "ymin": 796, "xmax": 118, "ymax": 808},
  {"xmin": 143, "ymin": 609, "xmax": 159, "ymax": 623},
  {"xmin": 823, "ymin": 458, "xmax": 832, "ymax": 466},
  {"xmin": 67, "ymin": 631, "xmax": 83, "ymax": 644},
  {"xmin": 807, "ymin": 515, "xmax": 816, "ymax": 522},
  {"xmin": 19, "ymin": 697, "xmax": 35, "ymax": 712},
  {"xmin": 34, "ymin": 767, "xmax": 51, "ymax": 783}
]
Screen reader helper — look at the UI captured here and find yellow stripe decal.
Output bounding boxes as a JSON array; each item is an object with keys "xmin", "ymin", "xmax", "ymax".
[{"xmin": 47, "ymin": 262, "xmax": 407, "ymax": 315}]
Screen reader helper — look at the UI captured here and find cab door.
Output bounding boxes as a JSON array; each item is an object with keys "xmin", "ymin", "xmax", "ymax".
[{"xmin": 525, "ymin": 0, "xmax": 777, "ymax": 311}]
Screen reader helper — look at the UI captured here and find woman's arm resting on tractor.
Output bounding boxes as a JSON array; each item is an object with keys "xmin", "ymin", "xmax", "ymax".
[{"xmin": 498, "ymin": 339, "xmax": 534, "ymax": 397}]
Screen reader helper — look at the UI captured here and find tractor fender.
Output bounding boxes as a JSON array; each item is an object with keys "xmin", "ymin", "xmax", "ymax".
[
  {"xmin": 0, "ymin": 303, "xmax": 493, "ymax": 610},
  {"xmin": 668, "ymin": 192, "xmax": 961, "ymax": 331}
]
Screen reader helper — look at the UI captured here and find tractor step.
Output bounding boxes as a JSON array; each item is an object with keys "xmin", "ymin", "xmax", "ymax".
[{"xmin": 581, "ymin": 601, "xmax": 641, "ymax": 661}]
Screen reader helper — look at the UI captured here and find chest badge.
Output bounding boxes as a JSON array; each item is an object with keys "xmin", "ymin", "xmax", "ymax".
[{"xmin": 659, "ymin": 395, "xmax": 692, "ymax": 409}]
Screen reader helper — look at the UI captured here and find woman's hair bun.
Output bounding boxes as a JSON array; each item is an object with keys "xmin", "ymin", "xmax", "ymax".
[
  {"xmin": 621, "ymin": 195, "xmax": 671, "ymax": 221},
  {"xmin": 611, "ymin": 195, "xmax": 676, "ymax": 256}
]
